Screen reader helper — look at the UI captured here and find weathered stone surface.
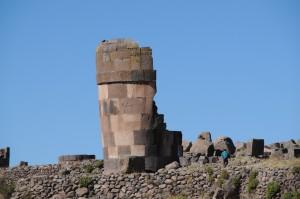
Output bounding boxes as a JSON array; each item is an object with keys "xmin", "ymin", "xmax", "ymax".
[
  {"xmin": 2, "ymin": 157, "xmax": 300, "ymax": 199},
  {"xmin": 197, "ymin": 131, "xmax": 212, "ymax": 142},
  {"xmin": 19, "ymin": 161, "xmax": 28, "ymax": 167},
  {"xmin": 287, "ymin": 147, "xmax": 300, "ymax": 158},
  {"xmin": 235, "ymin": 141, "xmax": 246, "ymax": 151},
  {"xmin": 165, "ymin": 161, "xmax": 179, "ymax": 170},
  {"xmin": 190, "ymin": 139, "xmax": 214, "ymax": 156},
  {"xmin": 96, "ymin": 39, "xmax": 182, "ymax": 173},
  {"xmin": 0, "ymin": 147, "xmax": 9, "ymax": 168},
  {"xmin": 76, "ymin": 187, "xmax": 88, "ymax": 197},
  {"xmin": 182, "ymin": 140, "xmax": 192, "ymax": 152},
  {"xmin": 179, "ymin": 156, "xmax": 189, "ymax": 167},
  {"xmin": 58, "ymin": 155, "xmax": 95, "ymax": 163},
  {"xmin": 214, "ymin": 136, "xmax": 236, "ymax": 155},
  {"xmin": 246, "ymin": 139, "xmax": 264, "ymax": 157}
]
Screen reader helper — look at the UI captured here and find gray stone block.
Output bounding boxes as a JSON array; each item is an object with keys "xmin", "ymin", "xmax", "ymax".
[{"xmin": 246, "ymin": 139, "xmax": 264, "ymax": 157}]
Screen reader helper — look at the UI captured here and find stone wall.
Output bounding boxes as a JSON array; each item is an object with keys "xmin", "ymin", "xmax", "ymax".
[
  {"xmin": 96, "ymin": 39, "xmax": 182, "ymax": 173},
  {"xmin": 1, "ymin": 158, "xmax": 299, "ymax": 199}
]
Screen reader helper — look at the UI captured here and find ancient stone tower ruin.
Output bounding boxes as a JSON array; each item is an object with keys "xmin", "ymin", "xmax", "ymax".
[{"xmin": 96, "ymin": 39, "xmax": 182, "ymax": 173}]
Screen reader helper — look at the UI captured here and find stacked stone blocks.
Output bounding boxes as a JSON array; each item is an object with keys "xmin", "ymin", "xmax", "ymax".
[{"xmin": 96, "ymin": 39, "xmax": 182, "ymax": 173}]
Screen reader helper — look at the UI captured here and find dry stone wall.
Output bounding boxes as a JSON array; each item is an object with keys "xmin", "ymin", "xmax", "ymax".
[{"xmin": 1, "ymin": 158, "xmax": 299, "ymax": 199}]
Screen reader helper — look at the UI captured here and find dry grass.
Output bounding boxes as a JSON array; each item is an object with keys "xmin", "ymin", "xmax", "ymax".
[{"xmin": 255, "ymin": 158, "xmax": 300, "ymax": 168}]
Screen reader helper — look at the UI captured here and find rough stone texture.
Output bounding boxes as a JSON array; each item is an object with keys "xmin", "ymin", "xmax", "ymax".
[
  {"xmin": 58, "ymin": 155, "xmax": 95, "ymax": 163},
  {"xmin": 164, "ymin": 161, "xmax": 179, "ymax": 170},
  {"xmin": 267, "ymin": 140, "xmax": 300, "ymax": 159},
  {"xmin": 182, "ymin": 140, "xmax": 192, "ymax": 152},
  {"xmin": 0, "ymin": 147, "xmax": 9, "ymax": 168},
  {"xmin": 96, "ymin": 39, "xmax": 182, "ymax": 173},
  {"xmin": 190, "ymin": 139, "xmax": 214, "ymax": 156},
  {"xmin": 197, "ymin": 131, "xmax": 212, "ymax": 142},
  {"xmin": 76, "ymin": 187, "xmax": 88, "ymax": 197},
  {"xmin": 19, "ymin": 161, "xmax": 28, "ymax": 167},
  {"xmin": 235, "ymin": 142, "xmax": 246, "ymax": 151},
  {"xmin": 214, "ymin": 136, "xmax": 236, "ymax": 156},
  {"xmin": 1, "ymin": 157, "xmax": 300, "ymax": 199},
  {"xmin": 246, "ymin": 139, "xmax": 264, "ymax": 157}
]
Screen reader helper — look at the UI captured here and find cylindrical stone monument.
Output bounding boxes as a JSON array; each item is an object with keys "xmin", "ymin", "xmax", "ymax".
[
  {"xmin": 96, "ymin": 39, "xmax": 182, "ymax": 173},
  {"xmin": 96, "ymin": 39, "xmax": 157, "ymax": 173}
]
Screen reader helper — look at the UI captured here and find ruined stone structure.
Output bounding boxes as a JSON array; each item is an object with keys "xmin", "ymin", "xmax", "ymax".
[
  {"xmin": 58, "ymin": 155, "xmax": 96, "ymax": 164},
  {"xmin": 96, "ymin": 39, "xmax": 182, "ymax": 173},
  {"xmin": 0, "ymin": 147, "xmax": 10, "ymax": 168},
  {"xmin": 246, "ymin": 139, "xmax": 264, "ymax": 157}
]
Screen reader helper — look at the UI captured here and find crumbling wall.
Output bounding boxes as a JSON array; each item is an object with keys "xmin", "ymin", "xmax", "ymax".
[
  {"xmin": 0, "ymin": 147, "xmax": 10, "ymax": 168},
  {"xmin": 96, "ymin": 39, "xmax": 182, "ymax": 173}
]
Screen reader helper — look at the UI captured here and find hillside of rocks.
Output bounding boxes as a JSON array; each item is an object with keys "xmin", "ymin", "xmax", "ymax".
[{"xmin": 1, "ymin": 132, "xmax": 300, "ymax": 199}]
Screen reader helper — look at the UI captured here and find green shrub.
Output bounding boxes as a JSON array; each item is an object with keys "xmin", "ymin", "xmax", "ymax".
[
  {"xmin": 220, "ymin": 170, "xmax": 229, "ymax": 180},
  {"xmin": 247, "ymin": 170, "xmax": 259, "ymax": 193},
  {"xmin": 292, "ymin": 166, "xmax": 300, "ymax": 174},
  {"xmin": 216, "ymin": 170, "xmax": 230, "ymax": 188},
  {"xmin": 0, "ymin": 177, "xmax": 15, "ymax": 198},
  {"xmin": 83, "ymin": 164, "xmax": 94, "ymax": 173},
  {"xmin": 205, "ymin": 166, "xmax": 213, "ymax": 176},
  {"xmin": 94, "ymin": 160, "xmax": 104, "ymax": 168},
  {"xmin": 232, "ymin": 176, "xmax": 241, "ymax": 189},
  {"xmin": 205, "ymin": 166, "xmax": 214, "ymax": 183},
  {"xmin": 79, "ymin": 176, "xmax": 93, "ymax": 188},
  {"xmin": 266, "ymin": 181, "xmax": 280, "ymax": 199},
  {"xmin": 216, "ymin": 178, "xmax": 225, "ymax": 188},
  {"xmin": 282, "ymin": 191, "xmax": 300, "ymax": 199}
]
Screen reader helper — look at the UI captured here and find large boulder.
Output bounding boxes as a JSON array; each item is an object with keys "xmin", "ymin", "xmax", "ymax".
[
  {"xmin": 269, "ymin": 140, "xmax": 300, "ymax": 159},
  {"xmin": 182, "ymin": 140, "xmax": 192, "ymax": 152},
  {"xmin": 214, "ymin": 136, "xmax": 236, "ymax": 156},
  {"xmin": 197, "ymin": 131, "xmax": 212, "ymax": 142},
  {"xmin": 283, "ymin": 140, "xmax": 300, "ymax": 158},
  {"xmin": 165, "ymin": 161, "xmax": 179, "ymax": 170},
  {"xmin": 281, "ymin": 139, "xmax": 299, "ymax": 149},
  {"xmin": 190, "ymin": 139, "xmax": 214, "ymax": 156}
]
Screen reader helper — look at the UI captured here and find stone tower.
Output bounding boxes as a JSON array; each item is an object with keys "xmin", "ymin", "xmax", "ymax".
[{"xmin": 96, "ymin": 39, "xmax": 182, "ymax": 173}]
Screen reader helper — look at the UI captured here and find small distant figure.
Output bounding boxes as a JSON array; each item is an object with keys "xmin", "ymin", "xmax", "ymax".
[{"xmin": 221, "ymin": 149, "xmax": 230, "ymax": 167}]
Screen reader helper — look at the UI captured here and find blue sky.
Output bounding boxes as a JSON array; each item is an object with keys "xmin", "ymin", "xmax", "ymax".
[{"xmin": 0, "ymin": 1, "xmax": 299, "ymax": 166}]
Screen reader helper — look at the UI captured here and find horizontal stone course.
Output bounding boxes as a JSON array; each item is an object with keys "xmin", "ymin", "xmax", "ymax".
[{"xmin": 96, "ymin": 70, "xmax": 156, "ymax": 85}]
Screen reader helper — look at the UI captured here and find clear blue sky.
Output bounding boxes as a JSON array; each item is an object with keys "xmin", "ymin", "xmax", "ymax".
[{"xmin": 1, "ymin": 1, "xmax": 299, "ymax": 166}]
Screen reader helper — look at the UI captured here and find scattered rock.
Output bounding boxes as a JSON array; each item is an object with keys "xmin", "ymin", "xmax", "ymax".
[
  {"xmin": 197, "ymin": 131, "xmax": 212, "ymax": 142},
  {"xmin": 190, "ymin": 139, "xmax": 214, "ymax": 156},
  {"xmin": 76, "ymin": 187, "xmax": 88, "ymax": 197},
  {"xmin": 165, "ymin": 161, "xmax": 179, "ymax": 170}
]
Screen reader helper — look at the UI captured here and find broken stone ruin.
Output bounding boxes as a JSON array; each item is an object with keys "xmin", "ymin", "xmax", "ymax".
[
  {"xmin": 0, "ymin": 147, "xmax": 9, "ymax": 168},
  {"xmin": 96, "ymin": 39, "xmax": 182, "ymax": 173}
]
